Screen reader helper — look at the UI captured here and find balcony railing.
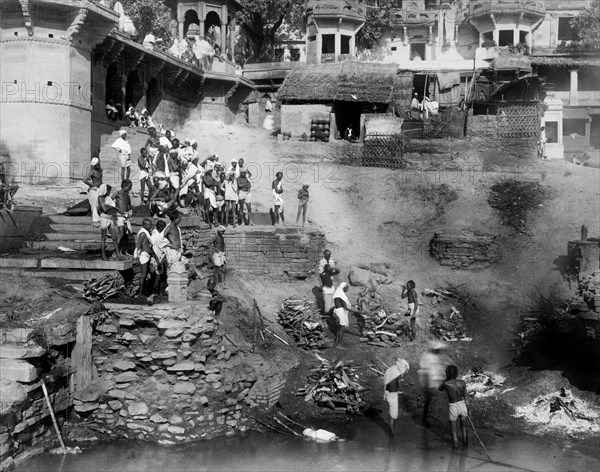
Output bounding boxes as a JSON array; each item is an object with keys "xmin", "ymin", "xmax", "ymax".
[
  {"xmin": 306, "ymin": 0, "xmax": 367, "ymax": 22},
  {"xmin": 468, "ymin": 0, "xmax": 546, "ymax": 21}
]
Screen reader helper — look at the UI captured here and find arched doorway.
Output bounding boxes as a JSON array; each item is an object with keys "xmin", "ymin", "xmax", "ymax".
[
  {"xmin": 125, "ymin": 69, "xmax": 144, "ymax": 110},
  {"xmin": 183, "ymin": 9, "xmax": 200, "ymax": 37},
  {"xmin": 105, "ymin": 62, "xmax": 124, "ymax": 106},
  {"xmin": 205, "ymin": 11, "xmax": 221, "ymax": 42},
  {"xmin": 146, "ymin": 77, "xmax": 161, "ymax": 115}
]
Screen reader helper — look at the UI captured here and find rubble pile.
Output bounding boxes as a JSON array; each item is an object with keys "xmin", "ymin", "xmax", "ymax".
[
  {"xmin": 277, "ymin": 298, "xmax": 326, "ymax": 350},
  {"xmin": 514, "ymin": 388, "xmax": 600, "ymax": 435},
  {"xmin": 463, "ymin": 368, "xmax": 506, "ymax": 398},
  {"xmin": 297, "ymin": 356, "xmax": 365, "ymax": 414},
  {"xmin": 68, "ymin": 300, "xmax": 284, "ymax": 444},
  {"xmin": 429, "ymin": 306, "xmax": 471, "ymax": 342}
]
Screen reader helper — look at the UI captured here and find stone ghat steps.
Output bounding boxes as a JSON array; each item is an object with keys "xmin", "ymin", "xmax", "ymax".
[{"xmin": 0, "ymin": 256, "xmax": 132, "ymax": 271}]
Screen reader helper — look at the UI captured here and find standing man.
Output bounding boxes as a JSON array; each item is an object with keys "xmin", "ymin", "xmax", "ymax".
[
  {"xmin": 207, "ymin": 277, "xmax": 226, "ymax": 317},
  {"xmin": 383, "ymin": 358, "xmax": 410, "ymax": 437},
  {"xmin": 318, "ymin": 249, "xmax": 336, "ymax": 276},
  {"xmin": 538, "ymin": 126, "xmax": 547, "ymax": 159},
  {"xmin": 272, "ymin": 171, "xmax": 284, "ymax": 225},
  {"xmin": 145, "ymin": 126, "xmax": 161, "ymax": 161},
  {"xmin": 112, "ymin": 130, "xmax": 132, "ymax": 181},
  {"xmin": 138, "ymin": 147, "xmax": 152, "ymax": 204},
  {"xmin": 237, "ymin": 159, "xmax": 253, "ymax": 226},
  {"xmin": 332, "ymin": 282, "xmax": 362, "ymax": 350},
  {"xmin": 134, "ymin": 218, "xmax": 154, "ymax": 297},
  {"xmin": 401, "ymin": 280, "xmax": 419, "ymax": 342},
  {"xmin": 320, "ymin": 264, "xmax": 339, "ymax": 316},
  {"xmin": 296, "ymin": 183, "xmax": 310, "ymax": 227},
  {"xmin": 224, "ymin": 172, "xmax": 238, "ymax": 228},
  {"xmin": 439, "ymin": 365, "xmax": 469, "ymax": 449},
  {"xmin": 211, "ymin": 225, "xmax": 227, "ymax": 286},
  {"xmin": 419, "ymin": 341, "xmax": 447, "ymax": 427},
  {"xmin": 202, "ymin": 169, "xmax": 219, "ymax": 227},
  {"xmin": 97, "ymin": 185, "xmax": 122, "ymax": 261},
  {"xmin": 163, "ymin": 210, "xmax": 183, "ymax": 268},
  {"xmin": 410, "ymin": 92, "xmax": 422, "ymax": 120},
  {"xmin": 83, "ymin": 157, "xmax": 103, "ymax": 227},
  {"xmin": 114, "ymin": 179, "xmax": 133, "ymax": 256}
]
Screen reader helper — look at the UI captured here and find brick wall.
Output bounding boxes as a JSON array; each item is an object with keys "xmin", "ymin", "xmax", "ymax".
[
  {"xmin": 430, "ymin": 229, "xmax": 500, "ymax": 269},
  {"xmin": 181, "ymin": 219, "xmax": 326, "ymax": 276}
]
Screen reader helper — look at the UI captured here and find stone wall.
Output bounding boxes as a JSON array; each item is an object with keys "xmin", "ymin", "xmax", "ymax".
[
  {"xmin": 67, "ymin": 302, "xmax": 296, "ymax": 444},
  {"xmin": 430, "ymin": 229, "xmax": 500, "ymax": 269},
  {"xmin": 182, "ymin": 220, "xmax": 327, "ymax": 277},
  {"xmin": 0, "ymin": 323, "xmax": 77, "ymax": 472}
]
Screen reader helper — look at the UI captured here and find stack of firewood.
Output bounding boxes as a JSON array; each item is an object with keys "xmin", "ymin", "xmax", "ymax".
[
  {"xmin": 429, "ymin": 306, "xmax": 471, "ymax": 341},
  {"xmin": 83, "ymin": 273, "xmax": 126, "ymax": 301},
  {"xmin": 357, "ymin": 309, "xmax": 411, "ymax": 347},
  {"xmin": 297, "ymin": 355, "xmax": 365, "ymax": 414},
  {"xmin": 277, "ymin": 297, "xmax": 326, "ymax": 350}
]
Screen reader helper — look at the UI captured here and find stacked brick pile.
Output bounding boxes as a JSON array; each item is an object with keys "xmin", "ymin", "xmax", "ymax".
[
  {"xmin": 69, "ymin": 300, "xmax": 289, "ymax": 444},
  {"xmin": 430, "ymin": 229, "xmax": 500, "ymax": 269},
  {"xmin": 0, "ymin": 325, "xmax": 76, "ymax": 472}
]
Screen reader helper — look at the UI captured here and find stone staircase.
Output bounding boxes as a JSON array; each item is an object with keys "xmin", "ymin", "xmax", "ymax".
[{"xmin": 25, "ymin": 214, "xmax": 141, "ymax": 252}]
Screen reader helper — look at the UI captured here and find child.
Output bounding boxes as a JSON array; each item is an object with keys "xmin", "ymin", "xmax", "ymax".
[
  {"xmin": 438, "ymin": 365, "xmax": 469, "ymax": 449},
  {"xmin": 401, "ymin": 280, "xmax": 419, "ymax": 342},
  {"xmin": 296, "ymin": 183, "xmax": 309, "ymax": 227}
]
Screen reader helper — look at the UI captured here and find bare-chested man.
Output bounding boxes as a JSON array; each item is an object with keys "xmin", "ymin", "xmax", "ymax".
[
  {"xmin": 163, "ymin": 210, "xmax": 183, "ymax": 268},
  {"xmin": 135, "ymin": 218, "xmax": 154, "ymax": 297},
  {"xmin": 113, "ymin": 179, "xmax": 133, "ymax": 255},
  {"xmin": 439, "ymin": 365, "xmax": 469, "ymax": 449},
  {"xmin": 97, "ymin": 185, "xmax": 122, "ymax": 261}
]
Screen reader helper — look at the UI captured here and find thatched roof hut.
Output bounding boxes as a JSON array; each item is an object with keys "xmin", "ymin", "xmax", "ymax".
[{"xmin": 278, "ymin": 62, "xmax": 398, "ymax": 104}]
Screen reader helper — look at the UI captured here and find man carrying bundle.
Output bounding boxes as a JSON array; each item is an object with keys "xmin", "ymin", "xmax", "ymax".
[{"xmin": 383, "ymin": 358, "xmax": 410, "ymax": 437}]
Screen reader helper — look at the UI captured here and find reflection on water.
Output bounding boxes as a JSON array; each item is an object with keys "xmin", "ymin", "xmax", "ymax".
[{"xmin": 16, "ymin": 417, "xmax": 598, "ymax": 472}]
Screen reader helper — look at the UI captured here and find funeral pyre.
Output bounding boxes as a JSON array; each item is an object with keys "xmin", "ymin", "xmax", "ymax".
[
  {"xmin": 515, "ymin": 388, "xmax": 600, "ymax": 435},
  {"xmin": 297, "ymin": 355, "xmax": 365, "ymax": 414},
  {"xmin": 355, "ymin": 286, "xmax": 411, "ymax": 346},
  {"xmin": 463, "ymin": 367, "xmax": 507, "ymax": 398},
  {"xmin": 422, "ymin": 288, "xmax": 471, "ymax": 341},
  {"xmin": 277, "ymin": 297, "xmax": 327, "ymax": 350}
]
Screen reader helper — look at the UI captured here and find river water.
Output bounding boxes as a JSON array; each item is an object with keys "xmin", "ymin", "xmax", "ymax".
[{"xmin": 16, "ymin": 416, "xmax": 598, "ymax": 472}]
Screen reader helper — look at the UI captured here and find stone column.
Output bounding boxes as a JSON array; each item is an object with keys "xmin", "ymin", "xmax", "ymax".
[
  {"xmin": 513, "ymin": 28, "xmax": 519, "ymax": 45},
  {"xmin": 349, "ymin": 35, "xmax": 356, "ymax": 56},
  {"xmin": 334, "ymin": 32, "xmax": 341, "ymax": 60},
  {"xmin": 570, "ymin": 69, "xmax": 579, "ymax": 105},
  {"xmin": 316, "ymin": 33, "xmax": 322, "ymax": 64},
  {"xmin": 229, "ymin": 18, "xmax": 236, "ymax": 63},
  {"xmin": 177, "ymin": 3, "xmax": 183, "ymax": 40},
  {"xmin": 221, "ymin": 22, "xmax": 227, "ymax": 54},
  {"xmin": 403, "ymin": 27, "xmax": 408, "ymax": 45},
  {"xmin": 493, "ymin": 29, "xmax": 499, "ymax": 46},
  {"xmin": 198, "ymin": 2, "xmax": 205, "ymax": 36}
]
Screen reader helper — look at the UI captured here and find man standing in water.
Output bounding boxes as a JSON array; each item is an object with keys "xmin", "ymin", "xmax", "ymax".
[
  {"xmin": 383, "ymin": 358, "xmax": 410, "ymax": 437},
  {"xmin": 439, "ymin": 365, "xmax": 469, "ymax": 449}
]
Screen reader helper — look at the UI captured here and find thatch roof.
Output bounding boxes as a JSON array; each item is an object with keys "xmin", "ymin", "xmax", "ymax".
[
  {"xmin": 278, "ymin": 62, "xmax": 398, "ymax": 104},
  {"xmin": 531, "ymin": 55, "xmax": 600, "ymax": 67}
]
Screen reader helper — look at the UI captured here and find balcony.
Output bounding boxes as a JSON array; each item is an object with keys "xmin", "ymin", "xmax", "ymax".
[
  {"xmin": 390, "ymin": 5, "xmax": 439, "ymax": 26},
  {"xmin": 306, "ymin": 0, "xmax": 367, "ymax": 23},
  {"xmin": 468, "ymin": 1, "xmax": 546, "ymax": 27}
]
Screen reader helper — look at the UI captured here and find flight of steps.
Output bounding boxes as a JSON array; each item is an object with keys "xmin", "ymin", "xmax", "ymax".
[
  {"xmin": 26, "ymin": 214, "xmax": 141, "ymax": 251},
  {"xmin": 98, "ymin": 127, "xmax": 150, "ymax": 188}
]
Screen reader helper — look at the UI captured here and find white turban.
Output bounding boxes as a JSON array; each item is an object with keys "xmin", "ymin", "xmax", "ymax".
[
  {"xmin": 119, "ymin": 130, "xmax": 127, "ymax": 137},
  {"xmin": 90, "ymin": 157, "xmax": 99, "ymax": 166},
  {"xmin": 191, "ymin": 139, "xmax": 197, "ymax": 146},
  {"xmin": 158, "ymin": 180, "xmax": 168, "ymax": 190}
]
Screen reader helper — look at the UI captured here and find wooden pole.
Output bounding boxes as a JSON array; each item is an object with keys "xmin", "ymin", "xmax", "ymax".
[
  {"xmin": 467, "ymin": 414, "xmax": 492, "ymax": 462},
  {"xmin": 72, "ymin": 315, "xmax": 92, "ymax": 392},
  {"xmin": 41, "ymin": 380, "xmax": 67, "ymax": 454}
]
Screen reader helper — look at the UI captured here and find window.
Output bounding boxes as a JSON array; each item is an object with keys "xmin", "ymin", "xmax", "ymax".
[
  {"xmin": 579, "ymin": 66, "xmax": 600, "ymax": 91},
  {"xmin": 498, "ymin": 30, "xmax": 514, "ymax": 46},
  {"xmin": 545, "ymin": 122, "xmax": 559, "ymax": 144},
  {"xmin": 558, "ymin": 17, "xmax": 575, "ymax": 41},
  {"xmin": 341, "ymin": 35, "xmax": 351, "ymax": 55},
  {"xmin": 410, "ymin": 43, "xmax": 425, "ymax": 61},
  {"xmin": 563, "ymin": 119, "xmax": 587, "ymax": 136},
  {"xmin": 322, "ymin": 34, "xmax": 335, "ymax": 54}
]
